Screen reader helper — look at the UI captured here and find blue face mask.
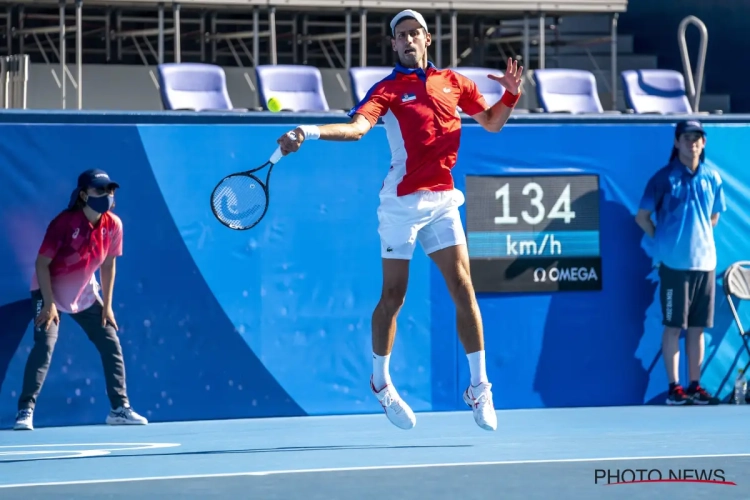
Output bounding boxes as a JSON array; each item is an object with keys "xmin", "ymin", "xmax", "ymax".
[{"xmin": 86, "ymin": 194, "xmax": 114, "ymax": 214}]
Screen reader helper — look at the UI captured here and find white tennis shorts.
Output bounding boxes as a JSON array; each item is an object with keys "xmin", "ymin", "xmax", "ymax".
[{"xmin": 377, "ymin": 188, "xmax": 467, "ymax": 260}]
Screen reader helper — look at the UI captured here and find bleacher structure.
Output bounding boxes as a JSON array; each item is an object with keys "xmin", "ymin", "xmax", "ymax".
[{"xmin": 0, "ymin": 0, "xmax": 728, "ymax": 114}]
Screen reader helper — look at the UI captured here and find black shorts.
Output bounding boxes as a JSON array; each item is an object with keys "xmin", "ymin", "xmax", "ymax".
[{"xmin": 659, "ymin": 264, "xmax": 715, "ymax": 329}]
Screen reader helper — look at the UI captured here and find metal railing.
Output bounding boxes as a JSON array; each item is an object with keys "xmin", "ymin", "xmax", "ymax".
[
  {"xmin": 678, "ymin": 15, "xmax": 708, "ymax": 113},
  {"xmin": 0, "ymin": 54, "xmax": 29, "ymax": 109}
]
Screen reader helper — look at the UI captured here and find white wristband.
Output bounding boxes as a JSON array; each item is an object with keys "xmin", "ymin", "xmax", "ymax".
[{"xmin": 298, "ymin": 125, "xmax": 321, "ymax": 141}]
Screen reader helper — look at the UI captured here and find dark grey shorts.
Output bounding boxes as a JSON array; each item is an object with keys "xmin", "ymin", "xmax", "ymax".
[{"xmin": 659, "ymin": 264, "xmax": 715, "ymax": 329}]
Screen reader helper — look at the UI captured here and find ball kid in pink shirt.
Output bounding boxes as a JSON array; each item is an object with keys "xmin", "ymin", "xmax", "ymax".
[{"xmin": 14, "ymin": 169, "xmax": 147, "ymax": 430}]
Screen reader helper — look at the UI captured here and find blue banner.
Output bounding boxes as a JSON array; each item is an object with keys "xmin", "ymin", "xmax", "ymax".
[{"xmin": 0, "ymin": 113, "xmax": 748, "ymax": 428}]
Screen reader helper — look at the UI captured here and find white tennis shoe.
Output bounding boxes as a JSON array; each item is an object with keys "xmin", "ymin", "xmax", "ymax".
[
  {"xmin": 106, "ymin": 406, "xmax": 148, "ymax": 425},
  {"xmin": 463, "ymin": 381, "xmax": 497, "ymax": 431},
  {"xmin": 13, "ymin": 408, "xmax": 34, "ymax": 430},
  {"xmin": 370, "ymin": 377, "xmax": 416, "ymax": 430}
]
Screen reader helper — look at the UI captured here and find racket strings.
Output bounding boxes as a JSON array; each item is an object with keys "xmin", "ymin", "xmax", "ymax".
[{"xmin": 211, "ymin": 174, "xmax": 268, "ymax": 229}]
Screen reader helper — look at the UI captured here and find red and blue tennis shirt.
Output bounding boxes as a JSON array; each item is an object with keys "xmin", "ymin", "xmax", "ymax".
[
  {"xmin": 31, "ymin": 209, "xmax": 123, "ymax": 313},
  {"xmin": 349, "ymin": 62, "xmax": 488, "ymax": 197}
]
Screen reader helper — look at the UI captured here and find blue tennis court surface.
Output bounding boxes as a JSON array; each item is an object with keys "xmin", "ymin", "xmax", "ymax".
[{"xmin": 1, "ymin": 405, "xmax": 749, "ymax": 499}]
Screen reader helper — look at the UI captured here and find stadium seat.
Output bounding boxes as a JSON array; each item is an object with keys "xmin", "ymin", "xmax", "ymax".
[
  {"xmin": 450, "ymin": 66, "xmax": 506, "ymax": 106},
  {"xmin": 349, "ymin": 67, "xmax": 394, "ymax": 105},
  {"xmin": 532, "ymin": 69, "xmax": 604, "ymax": 114},
  {"xmin": 723, "ymin": 260, "xmax": 750, "ymax": 402},
  {"xmin": 620, "ymin": 69, "xmax": 692, "ymax": 114},
  {"xmin": 156, "ymin": 63, "xmax": 238, "ymax": 111},
  {"xmin": 255, "ymin": 65, "xmax": 330, "ymax": 112}
]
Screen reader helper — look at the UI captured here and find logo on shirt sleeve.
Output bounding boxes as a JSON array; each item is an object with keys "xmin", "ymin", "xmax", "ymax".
[{"xmin": 401, "ymin": 93, "xmax": 416, "ymax": 103}]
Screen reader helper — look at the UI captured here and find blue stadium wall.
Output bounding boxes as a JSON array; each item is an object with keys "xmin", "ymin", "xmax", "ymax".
[{"xmin": 1, "ymin": 112, "xmax": 749, "ymax": 429}]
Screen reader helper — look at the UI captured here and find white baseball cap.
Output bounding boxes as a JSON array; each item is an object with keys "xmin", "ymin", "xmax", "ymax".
[{"xmin": 390, "ymin": 9, "xmax": 429, "ymax": 36}]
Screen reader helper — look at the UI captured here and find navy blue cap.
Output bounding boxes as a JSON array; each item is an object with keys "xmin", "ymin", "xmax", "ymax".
[
  {"xmin": 68, "ymin": 169, "xmax": 119, "ymax": 208},
  {"xmin": 675, "ymin": 119, "xmax": 705, "ymax": 137},
  {"xmin": 77, "ymin": 168, "xmax": 120, "ymax": 190}
]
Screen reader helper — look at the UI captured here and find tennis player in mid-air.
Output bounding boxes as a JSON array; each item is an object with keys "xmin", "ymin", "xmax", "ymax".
[{"xmin": 276, "ymin": 9, "xmax": 523, "ymax": 431}]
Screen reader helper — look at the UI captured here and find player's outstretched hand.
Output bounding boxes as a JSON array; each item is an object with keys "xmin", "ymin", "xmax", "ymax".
[
  {"xmin": 488, "ymin": 57, "xmax": 524, "ymax": 96},
  {"xmin": 277, "ymin": 128, "xmax": 304, "ymax": 156}
]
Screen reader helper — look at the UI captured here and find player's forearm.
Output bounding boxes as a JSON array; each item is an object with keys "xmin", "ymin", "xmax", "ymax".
[
  {"xmin": 635, "ymin": 215, "xmax": 656, "ymax": 238},
  {"xmin": 484, "ymin": 91, "xmax": 521, "ymax": 132},
  {"xmin": 321, "ymin": 123, "xmax": 369, "ymax": 141},
  {"xmin": 486, "ymin": 101, "xmax": 514, "ymax": 132},
  {"xmin": 35, "ymin": 256, "xmax": 55, "ymax": 305},
  {"xmin": 298, "ymin": 123, "xmax": 366, "ymax": 142},
  {"xmin": 100, "ymin": 261, "xmax": 116, "ymax": 309}
]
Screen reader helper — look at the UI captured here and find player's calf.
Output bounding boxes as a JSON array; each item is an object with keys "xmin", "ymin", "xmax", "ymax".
[
  {"xmin": 371, "ymin": 284, "xmax": 406, "ymax": 356},
  {"xmin": 372, "ymin": 260, "xmax": 409, "ymax": 383}
]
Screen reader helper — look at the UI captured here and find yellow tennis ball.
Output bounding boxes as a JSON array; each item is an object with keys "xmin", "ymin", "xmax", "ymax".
[{"xmin": 267, "ymin": 97, "xmax": 282, "ymax": 112}]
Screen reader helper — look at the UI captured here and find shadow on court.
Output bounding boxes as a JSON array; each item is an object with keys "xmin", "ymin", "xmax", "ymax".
[
  {"xmin": 0, "ymin": 298, "xmax": 32, "ymax": 395},
  {"xmin": 0, "ymin": 443, "xmax": 473, "ymax": 464},
  {"xmin": 534, "ymin": 192, "xmax": 653, "ymax": 407}
]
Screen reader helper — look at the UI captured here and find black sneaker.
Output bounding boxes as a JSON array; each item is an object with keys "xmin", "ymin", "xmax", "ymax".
[
  {"xmin": 666, "ymin": 385, "xmax": 691, "ymax": 405},
  {"xmin": 687, "ymin": 385, "xmax": 720, "ymax": 405}
]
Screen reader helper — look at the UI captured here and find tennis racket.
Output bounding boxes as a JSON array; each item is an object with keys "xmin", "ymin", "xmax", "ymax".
[{"xmin": 210, "ymin": 133, "xmax": 294, "ymax": 230}]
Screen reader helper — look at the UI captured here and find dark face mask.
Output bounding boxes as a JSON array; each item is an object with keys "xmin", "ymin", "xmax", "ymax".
[{"xmin": 86, "ymin": 194, "xmax": 114, "ymax": 214}]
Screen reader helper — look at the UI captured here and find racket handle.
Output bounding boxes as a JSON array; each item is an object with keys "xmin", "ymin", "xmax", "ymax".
[
  {"xmin": 269, "ymin": 131, "xmax": 298, "ymax": 164},
  {"xmin": 270, "ymin": 146, "xmax": 283, "ymax": 164}
]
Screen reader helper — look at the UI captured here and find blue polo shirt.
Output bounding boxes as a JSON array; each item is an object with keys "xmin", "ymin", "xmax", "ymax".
[{"xmin": 639, "ymin": 158, "xmax": 726, "ymax": 271}]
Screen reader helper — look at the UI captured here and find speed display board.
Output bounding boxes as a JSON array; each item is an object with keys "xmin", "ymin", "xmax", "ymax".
[{"xmin": 465, "ymin": 174, "xmax": 602, "ymax": 293}]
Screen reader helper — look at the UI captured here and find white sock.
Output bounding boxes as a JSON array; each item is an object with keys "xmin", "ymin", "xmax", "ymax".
[
  {"xmin": 467, "ymin": 350, "xmax": 488, "ymax": 386},
  {"xmin": 372, "ymin": 353, "xmax": 392, "ymax": 391}
]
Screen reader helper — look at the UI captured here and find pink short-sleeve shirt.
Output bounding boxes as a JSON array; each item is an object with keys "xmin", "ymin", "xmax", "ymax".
[{"xmin": 31, "ymin": 209, "xmax": 123, "ymax": 314}]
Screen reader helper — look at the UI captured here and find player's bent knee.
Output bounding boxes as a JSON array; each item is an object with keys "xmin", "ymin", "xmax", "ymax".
[
  {"xmin": 382, "ymin": 284, "xmax": 407, "ymax": 303},
  {"xmin": 445, "ymin": 270, "xmax": 475, "ymax": 299},
  {"xmin": 379, "ymin": 285, "xmax": 407, "ymax": 314}
]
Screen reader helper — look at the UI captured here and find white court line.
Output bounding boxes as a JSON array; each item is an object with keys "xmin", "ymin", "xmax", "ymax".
[
  {"xmin": 0, "ymin": 443, "xmax": 180, "ymax": 461},
  {"xmin": 0, "ymin": 443, "xmax": 180, "ymax": 449},
  {"xmin": 1, "ymin": 452, "xmax": 749, "ymax": 489}
]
